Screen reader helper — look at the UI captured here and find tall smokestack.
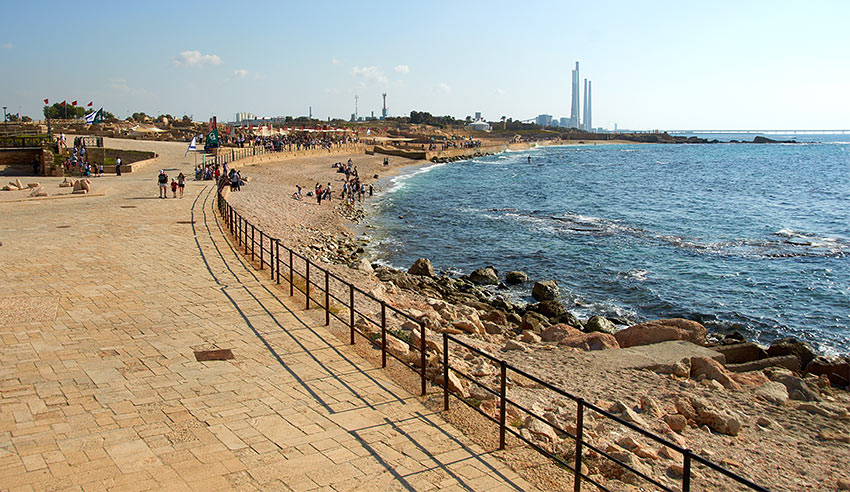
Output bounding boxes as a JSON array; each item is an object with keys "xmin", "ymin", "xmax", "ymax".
[
  {"xmin": 570, "ymin": 61, "xmax": 580, "ymax": 128},
  {"xmin": 587, "ymin": 81, "xmax": 592, "ymax": 131},
  {"xmin": 582, "ymin": 78, "xmax": 588, "ymax": 131}
]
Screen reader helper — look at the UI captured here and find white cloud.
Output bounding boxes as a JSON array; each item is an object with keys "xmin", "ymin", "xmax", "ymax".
[
  {"xmin": 331, "ymin": 58, "xmax": 340, "ymax": 65},
  {"xmin": 173, "ymin": 50, "xmax": 223, "ymax": 68},
  {"xmin": 107, "ymin": 79, "xmax": 151, "ymax": 97},
  {"xmin": 496, "ymin": 88, "xmax": 506, "ymax": 95},
  {"xmin": 394, "ymin": 64, "xmax": 409, "ymax": 74},
  {"xmin": 1, "ymin": 43, "xmax": 12, "ymax": 50},
  {"xmin": 436, "ymin": 82, "xmax": 452, "ymax": 94},
  {"xmin": 233, "ymin": 69, "xmax": 248, "ymax": 78},
  {"xmin": 351, "ymin": 66, "xmax": 388, "ymax": 84}
]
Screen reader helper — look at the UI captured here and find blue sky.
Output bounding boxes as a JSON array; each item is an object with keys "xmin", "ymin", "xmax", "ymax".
[{"xmin": 2, "ymin": 0, "xmax": 848, "ymax": 130}]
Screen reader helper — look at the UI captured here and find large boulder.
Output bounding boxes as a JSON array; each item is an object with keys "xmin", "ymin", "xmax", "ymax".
[
  {"xmin": 408, "ymin": 258, "xmax": 434, "ymax": 277},
  {"xmin": 585, "ymin": 315, "xmax": 616, "ymax": 335},
  {"xmin": 714, "ymin": 342, "xmax": 767, "ymax": 365},
  {"xmin": 559, "ymin": 331, "xmax": 619, "ymax": 351},
  {"xmin": 614, "ymin": 318, "xmax": 707, "ymax": 348},
  {"xmin": 767, "ymin": 337, "xmax": 816, "ymax": 368},
  {"xmin": 505, "ymin": 271, "xmax": 529, "ymax": 285},
  {"xmin": 469, "ymin": 266, "xmax": 498, "ymax": 285},
  {"xmin": 690, "ymin": 356, "xmax": 742, "ymax": 390},
  {"xmin": 805, "ymin": 356, "xmax": 850, "ymax": 388},
  {"xmin": 531, "ymin": 280, "xmax": 559, "ymax": 301},
  {"xmin": 528, "ymin": 300, "xmax": 567, "ymax": 318},
  {"xmin": 726, "ymin": 355, "xmax": 801, "ymax": 373},
  {"xmin": 540, "ymin": 324, "xmax": 581, "ymax": 342},
  {"xmin": 765, "ymin": 367, "xmax": 821, "ymax": 401}
]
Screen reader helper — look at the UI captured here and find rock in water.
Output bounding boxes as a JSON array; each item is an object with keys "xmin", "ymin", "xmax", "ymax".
[
  {"xmin": 505, "ymin": 271, "xmax": 529, "ymax": 284},
  {"xmin": 408, "ymin": 258, "xmax": 434, "ymax": 277},
  {"xmin": 469, "ymin": 266, "xmax": 498, "ymax": 285},
  {"xmin": 531, "ymin": 280, "xmax": 559, "ymax": 301},
  {"xmin": 614, "ymin": 318, "xmax": 707, "ymax": 348},
  {"xmin": 585, "ymin": 315, "xmax": 616, "ymax": 335}
]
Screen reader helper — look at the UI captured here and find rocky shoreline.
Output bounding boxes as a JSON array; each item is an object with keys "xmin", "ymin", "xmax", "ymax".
[{"xmin": 227, "ymin": 150, "xmax": 850, "ymax": 492}]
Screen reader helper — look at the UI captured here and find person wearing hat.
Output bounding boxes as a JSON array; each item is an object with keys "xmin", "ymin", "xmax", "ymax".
[{"xmin": 157, "ymin": 170, "xmax": 168, "ymax": 198}]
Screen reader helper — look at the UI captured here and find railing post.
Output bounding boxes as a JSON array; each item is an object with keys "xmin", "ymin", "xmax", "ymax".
[
  {"xmin": 420, "ymin": 321, "xmax": 427, "ymax": 396},
  {"xmin": 574, "ymin": 398, "xmax": 585, "ymax": 492},
  {"xmin": 349, "ymin": 284, "xmax": 355, "ymax": 344},
  {"xmin": 259, "ymin": 230, "xmax": 264, "ymax": 270},
  {"xmin": 442, "ymin": 334, "xmax": 449, "ymax": 411},
  {"xmin": 250, "ymin": 224, "xmax": 255, "ymax": 260},
  {"xmin": 682, "ymin": 450, "xmax": 691, "ymax": 492},
  {"xmin": 380, "ymin": 301, "xmax": 387, "ymax": 368},
  {"xmin": 275, "ymin": 240, "xmax": 280, "ymax": 283},
  {"xmin": 305, "ymin": 259, "xmax": 311, "ymax": 309},
  {"xmin": 289, "ymin": 250, "xmax": 293, "ymax": 296},
  {"xmin": 499, "ymin": 360, "xmax": 507, "ymax": 449},
  {"xmin": 324, "ymin": 270, "xmax": 330, "ymax": 326}
]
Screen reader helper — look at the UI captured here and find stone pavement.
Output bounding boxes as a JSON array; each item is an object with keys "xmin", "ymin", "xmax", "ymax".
[{"xmin": 0, "ymin": 140, "xmax": 532, "ymax": 492}]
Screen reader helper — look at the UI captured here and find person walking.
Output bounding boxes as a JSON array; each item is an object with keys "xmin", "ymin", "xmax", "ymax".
[
  {"xmin": 177, "ymin": 172, "xmax": 186, "ymax": 198},
  {"xmin": 171, "ymin": 178, "xmax": 178, "ymax": 198},
  {"xmin": 157, "ymin": 170, "xmax": 168, "ymax": 198},
  {"xmin": 115, "ymin": 157, "xmax": 122, "ymax": 176}
]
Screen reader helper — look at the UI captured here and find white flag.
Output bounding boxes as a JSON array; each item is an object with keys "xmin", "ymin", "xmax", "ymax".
[{"xmin": 185, "ymin": 137, "xmax": 196, "ymax": 156}]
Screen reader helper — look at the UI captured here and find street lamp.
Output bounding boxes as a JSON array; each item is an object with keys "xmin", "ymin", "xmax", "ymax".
[{"xmin": 2, "ymin": 106, "xmax": 7, "ymax": 136}]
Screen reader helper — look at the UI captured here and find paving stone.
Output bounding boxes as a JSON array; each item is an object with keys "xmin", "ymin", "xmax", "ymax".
[{"xmin": 0, "ymin": 140, "xmax": 533, "ymax": 491}]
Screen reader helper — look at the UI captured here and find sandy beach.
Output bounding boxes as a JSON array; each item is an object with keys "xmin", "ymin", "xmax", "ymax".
[{"xmin": 219, "ymin": 145, "xmax": 850, "ymax": 492}]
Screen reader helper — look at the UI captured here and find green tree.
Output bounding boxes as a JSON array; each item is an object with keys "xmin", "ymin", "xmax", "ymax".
[{"xmin": 43, "ymin": 103, "xmax": 86, "ymax": 119}]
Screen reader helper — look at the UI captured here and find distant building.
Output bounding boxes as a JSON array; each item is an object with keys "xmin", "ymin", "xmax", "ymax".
[
  {"xmin": 560, "ymin": 117, "xmax": 569, "ymax": 127},
  {"xmin": 535, "ymin": 114, "xmax": 553, "ymax": 127},
  {"xmin": 235, "ymin": 112, "xmax": 256, "ymax": 123},
  {"xmin": 475, "ymin": 112, "xmax": 482, "ymax": 120},
  {"xmin": 466, "ymin": 120, "xmax": 491, "ymax": 131}
]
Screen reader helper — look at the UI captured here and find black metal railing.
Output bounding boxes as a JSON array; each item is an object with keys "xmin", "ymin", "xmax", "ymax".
[{"xmin": 214, "ymin": 167, "xmax": 771, "ymax": 492}]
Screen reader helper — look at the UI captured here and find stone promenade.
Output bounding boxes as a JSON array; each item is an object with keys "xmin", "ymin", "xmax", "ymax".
[{"xmin": 0, "ymin": 140, "xmax": 531, "ymax": 491}]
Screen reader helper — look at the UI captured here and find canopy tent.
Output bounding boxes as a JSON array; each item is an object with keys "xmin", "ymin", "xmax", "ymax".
[{"xmin": 127, "ymin": 125, "xmax": 167, "ymax": 137}]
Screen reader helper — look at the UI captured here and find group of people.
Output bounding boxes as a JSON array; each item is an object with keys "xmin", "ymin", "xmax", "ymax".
[
  {"xmin": 157, "ymin": 170, "xmax": 186, "ymax": 199},
  {"xmin": 194, "ymin": 163, "xmax": 219, "ymax": 181},
  {"xmin": 293, "ymin": 158, "xmax": 374, "ymax": 205}
]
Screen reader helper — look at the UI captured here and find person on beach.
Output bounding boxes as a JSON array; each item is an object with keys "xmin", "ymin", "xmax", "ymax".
[
  {"xmin": 177, "ymin": 172, "xmax": 186, "ymax": 198},
  {"xmin": 325, "ymin": 183, "xmax": 332, "ymax": 201},
  {"xmin": 171, "ymin": 178, "xmax": 178, "ymax": 198},
  {"xmin": 115, "ymin": 157, "xmax": 122, "ymax": 176},
  {"xmin": 98, "ymin": 162, "xmax": 104, "ymax": 177},
  {"xmin": 157, "ymin": 170, "xmax": 168, "ymax": 198},
  {"xmin": 316, "ymin": 184, "xmax": 323, "ymax": 204},
  {"xmin": 293, "ymin": 185, "xmax": 302, "ymax": 200}
]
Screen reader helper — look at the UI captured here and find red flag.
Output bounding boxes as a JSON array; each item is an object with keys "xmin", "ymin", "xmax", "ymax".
[
  {"xmin": 87, "ymin": 101, "xmax": 93, "ymax": 107},
  {"xmin": 43, "ymin": 98, "xmax": 49, "ymax": 104},
  {"xmin": 72, "ymin": 101, "xmax": 77, "ymax": 106},
  {"xmin": 61, "ymin": 100, "xmax": 66, "ymax": 106}
]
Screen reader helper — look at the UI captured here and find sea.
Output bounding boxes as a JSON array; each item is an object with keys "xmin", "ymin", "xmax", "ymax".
[{"xmin": 363, "ymin": 134, "xmax": 850, "ymax": 356}]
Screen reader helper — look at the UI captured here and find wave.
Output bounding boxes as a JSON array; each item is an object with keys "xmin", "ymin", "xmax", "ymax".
[
  {"xmin": 384, "ymin": 161, "xmax": 447, "ymax": 194},
  {"xmin": 494, "ymin": 209, "xmax": 847, "ymax": 258}
]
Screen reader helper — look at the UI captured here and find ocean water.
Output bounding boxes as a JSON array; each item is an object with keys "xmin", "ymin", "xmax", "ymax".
[{"xmin": 365, "ymin": 137, "xmax": 850, "ymax": 355}]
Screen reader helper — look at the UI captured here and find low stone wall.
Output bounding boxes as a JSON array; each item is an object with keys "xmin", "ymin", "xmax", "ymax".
[
  {"xmin": 223, "ymin": 144, "xmax": 367, "ymax": 169},
  {"xmin": 88, "ymin": 148, "xmax": 158, "ymax": 174},
  {"xmin": 0, "ymin": 148, "xmax": 53, "ymax": 176}
]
